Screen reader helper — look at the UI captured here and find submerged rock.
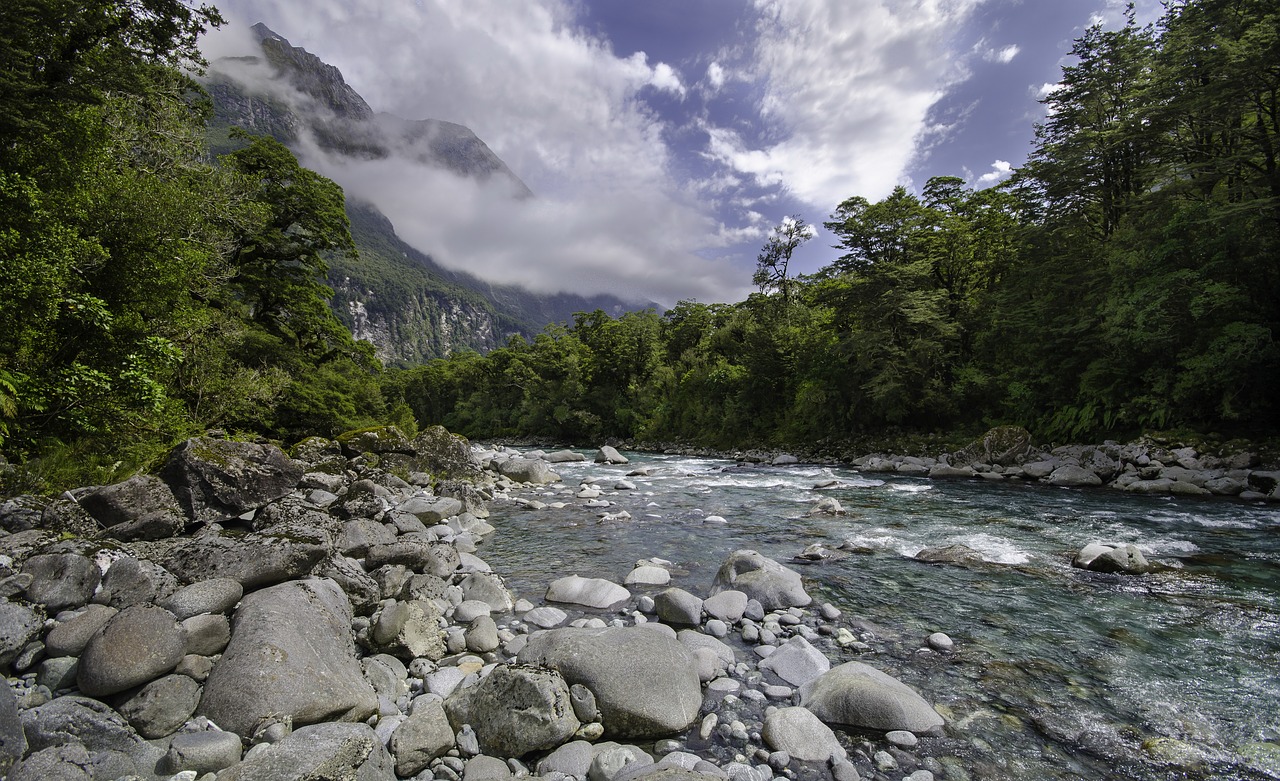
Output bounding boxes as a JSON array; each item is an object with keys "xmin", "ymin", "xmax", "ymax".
[
  {"xmin": 710, "ymin": 550, "xmax": 811, "ymax": 610},
  {"xmin": 799, "ymin": 662, "xmax": 945, "ymax": 735}
]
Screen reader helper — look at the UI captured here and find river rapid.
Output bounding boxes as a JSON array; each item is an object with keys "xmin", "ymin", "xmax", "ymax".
[{"xmin": 480, "ymin": 451, "xmax": 1280, "ymax": 781}]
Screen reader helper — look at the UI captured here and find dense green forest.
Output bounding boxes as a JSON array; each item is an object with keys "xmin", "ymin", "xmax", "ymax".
[
  {"xmin": 392, "ymin": 2, "xmax": 1279, "ymax": 448},
  {"xmin": 1, "ymin": 0, "xmax": 1276, "ymax": 493},
  {"xmin": 0, "ymin": 0, "xmax": 401, "ymax": 492}
]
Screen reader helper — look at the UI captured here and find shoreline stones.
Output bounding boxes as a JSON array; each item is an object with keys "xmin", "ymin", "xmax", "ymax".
[{"xmin": 1, "ymin": 433, "xmax": 965, "ymax": 781}]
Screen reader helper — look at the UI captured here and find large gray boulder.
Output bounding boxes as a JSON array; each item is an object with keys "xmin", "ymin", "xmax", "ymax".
[
  {"xmin": 1047, "ymin": 465, "xmax": 1103, "ymax": 487},
  {"xmin": 799, "ymin": 662, "xmax": 944, "ymax": 735},
  {"xmin": 411, "ymin": 425, "xmax": 480, "ymax": 478},
  {"xmin": 444, "ymin": 664, "xmax": 580, "ymax": 757},
  {"xmin": 156, "ymin": 578, "xmax": 243, "ymax": 620},
  {"xmin": 96, "ymin": 556, "xmax": 179, "ymax": 609},
  {"xmin": 337, "ymin": 425, "xmax": 415, "ymax": 457},
  {"xmin": 519, "ymin": 626, "xmax": 701, "ymax": 739},
  {"xmin": 20, "ymin": 553, "xmax": 100, "ymax": 611},
  {"xmin": 198, "ymin": 578, "xmax": 379, "ymax": 738},
  {"xmin": 160, "ymin": 532, "xmax": 328, "ymax": 589},
  {"xmin": 759, "ymin": 635, "xmax": 830, "ymax": 687},
  {"xmin": 1072, "ymin": 543, "xmax": 1150, "ymax": 575},
  {"xmin": 762, "ymin": 706, "xmax": 845, "ymax": 762},
  {"xmin": 160, "ymin": 437, "xmax": 303, "ymax": 524},
  {"xmin": 950, "ymin": 426, "xmax": 1034, "ymax": 467},
  {"xmin": 217, "ymin": 722, "xmax": 395, "ymax": 781},
  {"xmin": 546, "ymin": 575, "xmax": 630, "ymax": 609},
  {"xmin": 77, "ymin": 604, "xmax": 186, "ymax": 697},
  {"xmin": 595, "ymin": 446, "xmax": 629, "ymax": 465},
  {"xmin": 160, "ymin": 731, "xmax": 244, "ymax": 776},
  {"xmin": 19, "ymin": 696, "xmax": 165, "ymax": 780},
  {"xmin": 389, "ymin": 700, "xmax": 454, "ymax": 777},
  {"xmin": 497, "ymin": 458, "xmax": 560, "ymax": 485},
  {"xmin": 44, "ymin": 605, "xmax": 117, "ymax": 657},
  {"xmin": 369, "ymin": 599, "xmax": 447, "ymax": 661},
  {"xmin": 116, "ymin": 673, "xmax": 201, "ymax": 738},
  {"xmin": 710, "ymin": 550, "xmax": 811, "ymax": 610},
  {"xmin": 77, "ymin": 474, "xmax": 186, "ymax": 540},
  {"xmin": 0, "ymin": 676, "xmax": 24, "ymax": 778}
]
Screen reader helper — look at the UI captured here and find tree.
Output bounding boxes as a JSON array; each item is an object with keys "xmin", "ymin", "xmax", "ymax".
[{"xmin": 752, "ymin": 216, "xmax": 813, "ymax": 302}]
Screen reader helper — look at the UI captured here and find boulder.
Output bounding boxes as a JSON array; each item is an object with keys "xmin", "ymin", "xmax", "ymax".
[
  {"xmin": 762, "ymin": 707, "xmax": 844, "ymax": 762},
  {"xmin": 337, "ymin": 425, "xmax": 415, "ymax": 457},
  {"xmin": 915, "ymin": 544, "xmax": 985, "ymax": 566},
  {"xmin": 160, "ymin": 437, "xmax": 303, "ymax": 523},
  {"xmin": 458, "ymin": 572, "xmax": 516, "ymax": 613},
  {"xmin": 0, "ymin": 673, "xmax": 24, "ymax": 777},
  {"xmin": 653, "ymin": 588, "xmax": 703, "ymax": 625},
  {"xmin": 951, "ymin": 426, "xmax": 1034, "ymax": 467},
  {"xmin": 217, "ymin": 722, "xmax": 395, "ymax": 781},
  {"xmin": 19, "ymin": 695, "xmax": 164, "ymax": 779},
  {"xmin": 160, "ymin": 730, "xmax": 244, "ymax": 776},
  {"xmin": 370, "ymin": 599, "xmax": 447, "ymax": 660},
  {"xmin": 181, "ymin": 613, "xmax": 231, "ymax": 656},
  {"xmin": 927, "ymin": 465, "xmax": 975, "ymax": 479},
  {"xmin": 96, "ymin": 555, "xmax": 179, "ymax": 608},
  {"xmin": 546, "ymin": 575, "xmax": 631, "ymax": 609},
  {"xmin": 367, "ymin": 540, "xmax": 460, "ymax": 578},
  {"xmin": 625, "ymin": 565, "xmax": 671, "ymax": 586},
  {"xmin": 411, "ymin": 425, "xmax": 480, "ymax": 477},
  {"xmin": 519, "ymin": 626, "xmax": 701, "ymax": 738},
  {"xmin": 313, "ymin": 554, "xmax": 382, "ymax": 615},
  {"xmin": 710, "ymin": 550, "xmax": 811, "ymax": 610},
  {"xmin": 546, "ymin": 450, "xmax": 587, "ymax": 463},
  {"xmin": 77, "ymin": 474, "xmax": 186, "ymax": 540},
  {"xmin": 161, "ymin": 532, "xmax": 328, "ymax": 589},
  {"xmin": 398, "ymin": 496, "xmax": 464, "ymax": 524},
  {"xmin": 444, "ymin": 664, "xmax": 580, "ymax": 757},
  {"xmin": 389, "ymin": 699, "xmax": 455, "ymax": 776},
  {"xmin": 1047, "ymin": 465, "xmax": 1103, "ymax": 487},
  {"xmin": 44, "ymin": 605, "xmax": 117, "ymax": 657},
  {"xmin": 338, "ymin": 519, "xmax": 397, "ymax": 558},
  {"xmin": 702, "ymin": 590, "xmax": 748, "ymax": 623},
  {"xmin": 759, "ymin": 636, "xmax": 830, "ymax": 687},
  {"xmin": 157, "ymin": 578, "xmax": 243, "ymax": 620},
  {"xmin": 77, "ymin": 604, "xmax": 186, "ymax": 697},
  {"xmin": 198, "ymin": 578, "xmax": 379, "ymax": 738},
  {"xmin": 1073, "ymin": 543, "xmax": 1150, "ymax": 575},
  {"xmin": 498, "ymin": 458, "xmax": 560, "ymax": 485},
  {"xmin": 595, "ymin": 446, "xmax": 630, "ymax": 465},
  {"xmin": 20, "ymin": 553, "xmax": 100, "ymax": 611},
  {"xmin": 799, "ymin": 662, "xmax": 944, "ymax": 735},
  {"xmin": 116, "ymin": 673, "xmax": 201, "ymax": 738}
]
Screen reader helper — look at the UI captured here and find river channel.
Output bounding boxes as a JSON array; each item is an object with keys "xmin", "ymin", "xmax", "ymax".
[{"xmin": 478, "ymin": 451, "xmax": 1280, "ymax": 781}]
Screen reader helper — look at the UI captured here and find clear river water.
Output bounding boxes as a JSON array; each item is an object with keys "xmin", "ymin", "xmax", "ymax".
[{"xmin": 478, "ymin": 451, "xmax": 1280, "ymax": 781}]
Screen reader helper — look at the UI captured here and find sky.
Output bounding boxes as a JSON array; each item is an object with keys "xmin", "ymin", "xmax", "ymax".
[{"xmin": 201, "ymin": 0, "xmax": 1163, "ymax": 306}]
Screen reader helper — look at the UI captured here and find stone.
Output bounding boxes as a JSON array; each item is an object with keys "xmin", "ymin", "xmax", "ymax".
[
  {"xmin": 1088, "ymin": 544, "xmax": 1150, "ymax": 575},
  {"xmin": 96, "ymin": 555, "xmax": 179, "ymax": 608},
  {"xmin": 216, "ymin": 722, "xmax": 395, "ymax": 781},
  {"xmin": 885, "ymin": 730, "xmax": 918, "ymax": 748},
  {"xmin": 465, "ymin": 754, "xmax": 513, "ymax": 781},
  {"xmin": 458, "ymin": 572, "xmax": 516, "ymax": 612},
  {"xmin": 35, "ymin": 656, "xmax": 79, "ymax": 691},
  {"xmin": 370, "ymin": 599, "xmax": 448, "ymax": 660},
  {"xmin": 77, "ymin": 604, "xmax": 186, "ymax": 696},
  {"xmin": 444, "ymin": 664, "xmax": 580, "ymax": 757},
  {"xmin": 547, "ymin": 450, "xmax": 588, "ymax": 463},
  {"xmin": 44, "ymin": 604, "xmax": 117, "ymax": 657},
  {"xmin": 455, "ymin": 599, "xmax": 493, "ymax": 623},
  {"xmin": 161, "ymin": 730, "xmax": 244, "ymax": 775},
  {"xmin": 524, "ymin": 606, "xmax": 569, "ymax": 629},
  {"xmin": 759, "ymin": 636, "xmax": 831, "ymax": 687},
  {"xmin": 0, "ymin": 600, "xmax": 44, "ymax": 667},
  {"xmin": 313, "ymin": 554, "xmax": 382, "ymax": 615},
  {"xmin": 411, "ymin": 425, "xmax": 481, "ymax": 478},
  {"xmin": 338, "ymin": 519, "xmax": 397, "ymax": 557},
  {"xmin": 625, "ymin": 565, "xmax": 671, "ymax": 586},
  {"xmin": 519, "ymin": 626, "xmax": 701, "ymax": 739},
  {"xmin": 762, "ymin": 707, "xmax": 844, "ymax": 762},
  {"xmin": 0, "ymin": 674, "xmax": 24, "ymax": 777},
  {"xmin": 198, "ymin": 578, "xmax": 379, "ymax": 738},
  {"xmin": 390, "ymin": 699, "xmax": 455, "ymax": 777},
  {"xmin": 399, "ymin": 495, "xmax": 464, "ymax": 524},
  {"xmin": 182, "ymin": 613, "xmax": 231, "ymax": 656},
  {"xmin": 19, "ymin": 696, "xmax": 163, "ymax": 779},
  {"xmin": 546, "ymin": 575, "xmax": 631, "ymax": 609},
  {"xmin": 927, "ymin": 465, "xmax": 975, "ymax": 479},
  {"xmin": 161, "ymin": 532, "xmax": 328, "ymax": 589},
  {"xmin": 537, "ymin": 740, "xmax": 594, "ymax": 777},
  {"xmin": 366, "ymin": 540, "xmax": 460, "ymax": 578},
  {"xmin": 116, "ymin": 673, "xmax": 201, "ymax": 738},
  {"xmin": 595, "ymin": 446, "xmax": 630, "ymax": 464},
  {"xmin": 20, "ymin": 554, "xmax": 100, "ymax": 611},
  {"xmin": 654, "ymin": 588, "xmax": 703, "ymax": 625},
  {"xmin": 1047, "ymin": 465, "xmax": 1103, "ymax": 487},
  {"xmin": 10, "ymin": 743, "xmax": 94, "ymax": 781},
  {"xmin": 590, "ymin": 744, "xmax": 652, "ymax": 781},
  {"xmin": 799, "ymin": 662, "xmax": 944, "ymax": 735},
  {"xmin": 78, "ymin": 474, "xmax": 187, "ymax": 540},
  {"xmin": 498, "ymin": 458, "xmax": 560, "ymax": 485},
  {"xmin": 338, "ymin": 425, "xmax": 414, "ymax": 457},
  {"xmin": 915, "ymin": 545, "xmax": 985, "ymax": 566},
  {"xmin": 710, "ymin": 550, "xmax": 811, "ymax": 610},
  {"xmin": 926, "ymin": 633, "xmax": 954, "ymax": 652},
  {"xmin": 157, "ymin": 578, "xmax": 243, "ymax": 620},
  {"xmin": 702, "ymin": 590, "xmax": 748, "ymax": 623},
  {"xmin": 950, "ymin": 426, "xmax": 1034, "ymax": 467},
  {"xmin": 160, "ymin": 437, "xmax": 303, "ymax": 523},
  {"xmin": 465, "ymin": 615, "xmax": 501, "ymax": 653}
]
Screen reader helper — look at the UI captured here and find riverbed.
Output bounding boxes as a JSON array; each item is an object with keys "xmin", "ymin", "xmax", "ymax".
[{"xmin": 480, "ymin": 451, "xmax": 1280, "ymax": 781}]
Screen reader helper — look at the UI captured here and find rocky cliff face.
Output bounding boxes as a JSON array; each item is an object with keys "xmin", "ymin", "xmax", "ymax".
[{"xmin": 203, "ymin": 24, "xmax": 635, "ymax": 364}]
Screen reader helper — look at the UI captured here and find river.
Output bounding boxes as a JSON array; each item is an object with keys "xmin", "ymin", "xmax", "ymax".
[{"xmin": 478, "ymin": 451, "xmax": 1280, "ymax": 781}]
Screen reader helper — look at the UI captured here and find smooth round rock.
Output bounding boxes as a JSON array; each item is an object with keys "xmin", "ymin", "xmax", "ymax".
[
  {"xmin": 77, "ymin": 604, "xmax": 186, "ymax": 697},
  {"xmin": 157, "ymin": 578, "xmax": 243, "ymax": 620}
]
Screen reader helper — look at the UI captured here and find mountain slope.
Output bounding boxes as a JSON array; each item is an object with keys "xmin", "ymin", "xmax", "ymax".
[{"xmin": 203, "ymin": 23, "xmax": 647, "ymax": 365}]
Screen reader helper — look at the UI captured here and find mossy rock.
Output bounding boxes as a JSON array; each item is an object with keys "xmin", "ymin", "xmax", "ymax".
[
  {"xmin": 952, "ymin": 426, "xmax": 1034, "ymax": 467},
  {"xmin": 336, "ymin": 426, "xmax": 414, "ymax": 458},
  {"xmin": 410, "ymin": 425, "xmax": 477, "ymax": 479}
]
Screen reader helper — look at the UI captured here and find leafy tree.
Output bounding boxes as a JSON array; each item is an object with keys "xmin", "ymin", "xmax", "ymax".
[{"xmin": 752, "ymin": 216, "xmax": 813, "ymax": 303}]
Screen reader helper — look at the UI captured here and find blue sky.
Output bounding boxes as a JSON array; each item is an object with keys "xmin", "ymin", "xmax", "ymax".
[{"xmin": 204, "ymin": 0, "xmax": 1162, "ymax": 305}]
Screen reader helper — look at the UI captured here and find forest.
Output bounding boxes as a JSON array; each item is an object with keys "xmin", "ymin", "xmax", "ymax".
[{"xmin": 1, "ymin": 0, "xmax": 1277, "ymax": 493}]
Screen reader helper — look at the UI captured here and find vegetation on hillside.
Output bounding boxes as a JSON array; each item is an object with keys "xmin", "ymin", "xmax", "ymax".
[{"xmin": 393, "ymin": 2, "xmax": 1279, "ymax": 447}]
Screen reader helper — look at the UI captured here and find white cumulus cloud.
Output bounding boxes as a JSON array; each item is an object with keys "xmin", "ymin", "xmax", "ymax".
[{"xmin": 976, "ymin": 159, "xmax": 1013, "ymax": 187}]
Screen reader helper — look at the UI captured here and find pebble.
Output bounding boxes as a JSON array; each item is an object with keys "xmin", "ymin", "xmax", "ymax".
[
  {"xmin": 819, "ymin": 603, "xmax": 841, "ymax": 620},
  {"xmin": 700, "ymin": 713, "xmax": 719, "ymax": 740},
  {"xmin": 762, "ymin": 685, "xmax": 792, "ymax": 700},
  {"xmin": 886, "ymin": 730, "xmax": 918, "ymax": 748},
  {"xmin": 706, "ymin": 619, "xmax": 729, "ymax": 637},
  {"xmin": 927, "ymin": 632, "xmax": 954, "ymax": 652},
  {"xmin": 874, "ymin": 750, "xmax": 898, "ymax": 771}
]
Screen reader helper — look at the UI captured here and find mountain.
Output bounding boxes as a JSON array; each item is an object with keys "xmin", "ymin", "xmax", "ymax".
[{"xmin": 203, "ymin": 23, "xmax": 650, "ymax": 365}]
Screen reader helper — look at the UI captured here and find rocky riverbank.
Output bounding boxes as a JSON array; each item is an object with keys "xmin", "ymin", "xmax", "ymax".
[
  {"xmin": 617, "ymin": 427, "xmax": 1280, "ymax": 503},
  {"xmin": 0, "ymin": 427, "xmax": 959, "ymax": 781}
]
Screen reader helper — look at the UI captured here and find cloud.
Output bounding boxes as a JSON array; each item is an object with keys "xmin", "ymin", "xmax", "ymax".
[
  {"xmin": 706, "ymin": 61, "xmax": 727, "ymax": 91},
  {"xmin": 976, "ymin": 159, "xmax": 1013, "ymax": 187},
  {"xmin": 982, "ymin": 44, "xmax": 1020, "ymax": 64},
  {"xmin": 701, "ymin": 0, "xmax": 986, "ymax": 210},
  {"xmin": 202, "ymin": 0, "xmax": 745, "ymax": 304}
]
